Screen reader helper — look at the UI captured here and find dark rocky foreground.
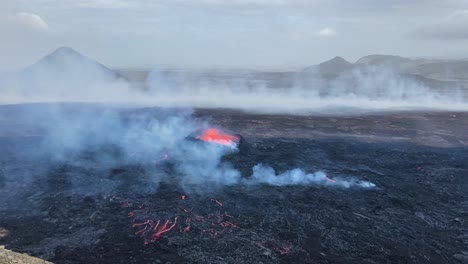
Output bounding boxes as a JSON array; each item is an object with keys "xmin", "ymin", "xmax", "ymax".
[{"xmin": 0, "ymin": 105, "xmax": 467, "ymax": 263}]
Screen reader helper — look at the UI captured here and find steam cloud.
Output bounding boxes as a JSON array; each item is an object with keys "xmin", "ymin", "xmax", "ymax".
[
  {"xmin": 248, "ymin": 165, "xmax": 375, "ymax": 188},
  {"xmin": 0, "ymin": 47, "xmax": 467, "ymax": 112},
  {"xmin": 3, "ymin": 48, "xmax": 466, "ymax": 205},
  {"xmin": 0, "ymin": 104, "xmax": 375, "ymax": 207},
  {"xmin": 40, "ymin": 106, "xmax": 375, "ymax": 191},
  {"xmin": 144, "ymin": 67, "xmax": 468, "ymax": 113}
]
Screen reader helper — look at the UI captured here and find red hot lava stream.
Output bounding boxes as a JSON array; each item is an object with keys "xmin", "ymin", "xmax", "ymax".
[
  {"xmin": 210, "ymin": 198, "xmax": 223, "ymax": 207},
  {"xmin": 325, "ymin": 176, "xmax": 336, "ymax": 183},
  {"xmin": 125, "ymin": 197, "xmax": 291, "ymax": 255}
]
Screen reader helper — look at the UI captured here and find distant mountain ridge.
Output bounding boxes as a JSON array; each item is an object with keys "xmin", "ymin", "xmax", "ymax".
[
  {"xmin": 355, "ymin": 55, "xmax": 412, "ymax": 66},
  {"xmin": 2, "ymin": 47, "xmax": 466, "ymax": 97},
  {"xmin": 303, "ymin": 56, "xmax": 353, "ymax": 78},
  {"xmin": 22, "ymin": 46, "xmax": 126, "ymax": 82},
  {"xmin": 0, "ymin": 47, "xmax": 131, "ymax": 98},
  {"xmin": 300, "ymin": 54, "xmax": 468, "ymax": 90},
  {"xmin": 354, "ymin": 54, "xmax": 468, "ymax": 82}
]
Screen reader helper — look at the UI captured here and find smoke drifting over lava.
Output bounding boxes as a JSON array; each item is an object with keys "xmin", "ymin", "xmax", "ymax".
[{"xmin": 0, "ymin": 103, "xmax": 375, "ymax": 211}]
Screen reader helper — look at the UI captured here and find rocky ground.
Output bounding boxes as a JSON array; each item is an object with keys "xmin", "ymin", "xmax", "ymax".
[
  {"xmin": 0, "ymin": 245, "xmax": 52, "ymax": 264},
  {"xmin": 0, "ymin": 105, "xmax": 467, "ymax": 263}
]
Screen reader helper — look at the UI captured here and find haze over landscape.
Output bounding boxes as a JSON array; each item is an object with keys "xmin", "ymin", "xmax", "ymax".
[
  {"xmin": 1, "ymin": 0, "xmax": 468, "ymax": 112},
  {"xmin": 1, "ymin": 45, "xmax": 467, "ymax": 112},
  {"xmin": 1, "ymin": 0, "xmax": 468, "ymax": 71},
  {"xmin": 1, "ymin": 1, "xmax": 468, "ymax": 264}
]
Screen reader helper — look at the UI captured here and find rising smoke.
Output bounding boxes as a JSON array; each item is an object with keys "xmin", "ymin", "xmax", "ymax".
[
  {"xmin": 4, "ymin": 47, "xmax": 465, "ymax": 205},
  {"xmin": 144, "ymin": 67, "xmax": 468, "ymax": 113},
  {"xmin": 0, "ymin": 103, "xmax": 375, "ymax": 208},
  {"xmin": 248, "ymin": 165, "xmax": 375, "ymax": 188}
]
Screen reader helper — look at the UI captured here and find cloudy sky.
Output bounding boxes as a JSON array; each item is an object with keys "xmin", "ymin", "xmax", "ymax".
[{"xmin": 1, "ymin": 0, "xmax": 468, "ymax": 71}]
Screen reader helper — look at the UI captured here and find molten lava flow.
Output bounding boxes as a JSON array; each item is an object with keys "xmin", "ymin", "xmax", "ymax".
[
  {"xmin": 220, "ymin": 221, "xmax": 237, "ymax": 228},
  {"xmin": 210, "ymin": 198, "xmax": 223, "ymax": 207},
  {"xmin": 130, "ymin": 217, "xmax": 179, "ymax": 245},
  {"xmin": 132, "ymin": 220, "xmax": 153, "ymax": 235},
  {"xmin": 196, "ymin": 128, "xmax": 239, "ymax": 146},
  {"xmin": 124, "ymin": 197, "xmax": 240, "ymax": 245},
  {"xmin": 325, "ymin": 176, "xmax": 336, "ymax": 183},
  {"xmin": 146, "ymin": 217, "xmax": 178, "ymax": 244}
]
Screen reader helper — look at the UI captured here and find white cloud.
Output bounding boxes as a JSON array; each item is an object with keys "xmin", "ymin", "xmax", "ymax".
[
  {"xmin": 0, "ymin": 12, "xmax": 49, "ymax": 31},
  {"xmin": 201, "ymin": 0, "xmax": 297, "ymax": 5},
  {"xmin": 0, "ymin": 12, "xmax": 51, "ymax": 71},
  {"xmin": 447, "ymin": 9, "xmax": 468, "ymax": 18},
  {"xmin": 317, "ymin": 27, "xmax": 336, "ymax": 37},
  {"xmin": 21, "ymin": 0, "xmax": 311, "ymax": 7},
  {"xmin": 15, "ymin": 12, "xmax": 49, "ymax": 30},
  {"xmin": 413, "ymin": 9, "xmax": 468, "ymax": 40}
]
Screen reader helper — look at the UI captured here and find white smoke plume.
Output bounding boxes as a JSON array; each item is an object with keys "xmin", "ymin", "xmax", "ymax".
[
  {"xmin": 0, "ymin": 104, "xmax": 375, "ymax": 202},
  {"xmin": 143, "ymin": 67, "xmax": 468, "ymax": 113},
  {"xmin": 248, "ymin": 164, "xmax": 376, "ymax": 188},
  {"xmin": 0, "ymin": 47, "xmax": 467, "ymax": 113}
]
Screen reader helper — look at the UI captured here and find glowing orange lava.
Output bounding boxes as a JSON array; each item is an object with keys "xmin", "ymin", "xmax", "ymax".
[{"xmin": 196, "ymin": 128, "xmax": 239, "ymax": 146}]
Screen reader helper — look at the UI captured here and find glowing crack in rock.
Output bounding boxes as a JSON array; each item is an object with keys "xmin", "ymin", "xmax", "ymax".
[
  {"xmin": 131, "ymin": 217, "xmax": 178, "ymax": 244},
  {"xmin": 210, "ymin": 198, "xmax": 223, "ymax": 207},
  {"xmin": 125, "ymin": 198, "xmax": 239, "ymax": 245},
  {"xmin": 196, "ymin": 128, "xmax": 240, "ymax": 146},
  {"xmin": 132, "ymin": 220, "xmax": 153, "ymax": 236},
  {"xmin": 220, "ymin": 221, "xmax": 237, "ymax": 228},
  {"xmin": 145, "ymin": 217, "xmax": 178, "ymax": 244},
  {"xmin": 325, "ymin": 176, "xmax": 336, "ymax": 183}
]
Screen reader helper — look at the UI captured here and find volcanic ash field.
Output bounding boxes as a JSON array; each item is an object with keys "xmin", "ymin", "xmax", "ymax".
[{"xmin": 0, "ymin": 104, "xmax": 467, "ymax": 264}]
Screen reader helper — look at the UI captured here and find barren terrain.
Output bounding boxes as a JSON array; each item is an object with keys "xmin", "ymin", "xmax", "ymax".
[{"xmin": 0, "ymin": 105, "xmax": 467, "ymax": 263}]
